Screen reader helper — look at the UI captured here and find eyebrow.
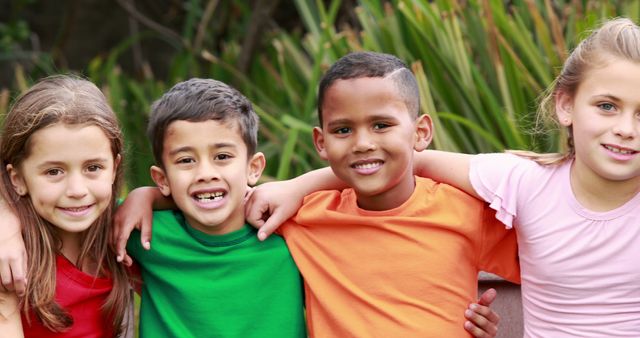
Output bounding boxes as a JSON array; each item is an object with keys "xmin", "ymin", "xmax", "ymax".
[
  {"xmin": 168, "ymin": 142, "xmax": 238, "ymax": 156},
  {"xmin": 36, "ymin": 157, "xmax": 111, "ymax": 169},
  {"xmin": 326, "ymin": 114, "xmax": 398, "ymax": 128},
  {"xmin": 592, "ymin": 94, "xmax": 621, "ymax": 102}
]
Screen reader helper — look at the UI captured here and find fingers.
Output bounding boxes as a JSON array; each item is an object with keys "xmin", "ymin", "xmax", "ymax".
[
  {"xmin": 9, "ymin": 257, "xmax": 26, "ymax": 297},
  {"xmin": 0, "ymin": 259, "xmax": 12, "ymax": 292},
  {"xmin": 464, "ymin": 288, "xmax": 500, "ymax": 337},
  {"xmin": 139, "ymin": 214, "xmax": 152, "ymax": 251},
  {"xmin": 256, "ymin": 209, "xmax": 289, "ymax": 241},
  {"xmin": 245, "ymin": 199, "xmax": 270, "ymax": 230},
  {"xmin": 464, "ymin": 303, "xmax": 500, "ymax": 337}
]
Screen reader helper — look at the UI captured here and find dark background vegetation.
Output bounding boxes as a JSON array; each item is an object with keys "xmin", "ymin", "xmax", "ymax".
[{"xmin": 1, "ymin": 0, "xmax": 639, "ymax": 190}]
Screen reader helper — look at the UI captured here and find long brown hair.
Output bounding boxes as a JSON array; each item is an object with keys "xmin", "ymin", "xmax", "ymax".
[
  {"xmin": 0, "ymin": 75, "xmax": 131, "ymax": 335},
  {"xmin": 518, "ymin": 17, "xmax": 640, "ymax": 165}
]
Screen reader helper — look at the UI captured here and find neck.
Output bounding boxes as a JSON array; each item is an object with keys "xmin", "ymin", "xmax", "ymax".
[
  {"xmin": 570, "ymin": 162, "xmax": 640, "ymax": 211},
  {"xmin": 57, "ymin": 230, "xmax": 83, "ymax": 265},
  {"xmin": 356, "ymin": 174, "xmax": 416, "ymax": 211}
]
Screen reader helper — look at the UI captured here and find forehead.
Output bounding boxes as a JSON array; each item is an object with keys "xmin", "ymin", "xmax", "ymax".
[
  {"xmin": 25, "ymin": 123, "xmax": 113, "ymax": 163},
  {"xmin": 162, "ymin": 119, "xmax": 247, "ymax": 152},
  {"xmin": 577, "ymin": 59, "xmax": 640, "ymax": 103},
  {"xmin": 321, "ymin": 77, "xmax": 410, "ymax": 122}
]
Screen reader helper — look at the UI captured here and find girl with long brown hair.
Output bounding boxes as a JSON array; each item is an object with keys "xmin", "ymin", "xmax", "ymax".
[{"xmin": 0, "ymin": 75, "xmax": 131, "ymax": 337}]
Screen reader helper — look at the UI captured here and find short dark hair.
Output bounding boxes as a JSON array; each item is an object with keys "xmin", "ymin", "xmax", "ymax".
[
  {"xmin": 147, "ymin": 78, "xmax": 259, "ymax": 166},
  {"xmin": 317, "ymin": 51, "xmax": 420, "ymax": 125}
]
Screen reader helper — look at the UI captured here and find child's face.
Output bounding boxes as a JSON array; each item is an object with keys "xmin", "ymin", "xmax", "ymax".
[
  {"xmin": 556, "ymin": 58, "xmax": 640, "ymax": 186},
  {"xmin": 151, "ymin": 119, "xmax": 264, "ymax": 235},
  {"xmin": 313, "ymin": 77, "xmax": 431, "ymax": 210},
  {"xmin": 7, "ymin": 123, "xmax": 118, "ymax": 240}
]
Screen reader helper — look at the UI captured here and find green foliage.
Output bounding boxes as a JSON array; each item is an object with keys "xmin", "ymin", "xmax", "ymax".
[{"xmin": 3, "ymin": 0, "xmax": 640, "ymax": 189}]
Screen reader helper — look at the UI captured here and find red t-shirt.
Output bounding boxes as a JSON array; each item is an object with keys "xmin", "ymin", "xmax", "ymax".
[{"xmin": 22, "ymin": 255, "xmax": 113, "ymax": 338}]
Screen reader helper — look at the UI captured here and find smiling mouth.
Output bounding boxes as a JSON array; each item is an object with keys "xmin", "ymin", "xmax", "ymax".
[
  {"xmin": 351, "ymin": 161, "xmax": 383, "ymax": 169},
  {"xmin": 194, "ymin": 191, "xmax": 225, "ymax": 202},
  {"xmin": 603, "ymin": 144, "xmax": 638, "ymax": 155},
  {"xmin": 60, "ymin": 205, "xmax": 91, "ymax": 212}
]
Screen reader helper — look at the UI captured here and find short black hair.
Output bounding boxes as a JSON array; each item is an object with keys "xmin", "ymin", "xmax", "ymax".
[
  {"xmin": 147, "ymin": 78, "xmax": 258, "ymax": 166},
  {"xmin": 317, "ymin": 51, "xmax": 420, "ymax": 125}
]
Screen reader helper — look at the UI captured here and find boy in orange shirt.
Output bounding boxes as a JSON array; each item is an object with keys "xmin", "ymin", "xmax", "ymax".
[{"xmin": 245, "ymin": 51, "xmax": 520, "ymax": 337}]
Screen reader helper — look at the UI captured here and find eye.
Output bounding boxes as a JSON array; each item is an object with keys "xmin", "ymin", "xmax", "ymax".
[
  {"xmin": 215, "ymin": 153, "xmax": 233, "ymax": 161},
  {"xmin": 87, "ymin": 164, "xmax": 103, "ymax": 172},
  {"xmin": 176, "ymin": 157, "xmax": 195, "ymax": 164},
  {"xmin": 45, "ymin": 168, "xmax": 63, "ymax": 176},
  {"xmin": 332, "ymin": 127, "xmax": 351, "ymax": 134},
  {"xmin": 598, "ymin": 102, "xmax": 616, "ymax": 112},
  {"xmin": 373, "ymin": 122, "xmax": 391, "ymax": 130}
]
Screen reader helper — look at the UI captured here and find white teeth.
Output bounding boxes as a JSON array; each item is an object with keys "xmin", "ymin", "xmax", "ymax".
[
  {"xmin": 195, "ymin": 191, "xmax": 224, "ymax": 201},
  {"xmin": 605, "ymin": 145, "xmax": 635, "ymax": 154},
  {"xmin": 354, "ymin": 162, "xmax": 381, "ymax": 169}
]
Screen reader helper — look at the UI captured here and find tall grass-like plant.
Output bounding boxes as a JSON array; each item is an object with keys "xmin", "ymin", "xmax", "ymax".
[{"xmin": 4, "ymin": 1, "xmax": 640, "ymax": 188}]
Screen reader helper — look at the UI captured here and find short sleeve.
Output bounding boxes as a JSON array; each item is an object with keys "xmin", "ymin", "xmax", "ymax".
[{"xmin": 469, "ymin": 153, "xmax": 532, "ymax": 229}]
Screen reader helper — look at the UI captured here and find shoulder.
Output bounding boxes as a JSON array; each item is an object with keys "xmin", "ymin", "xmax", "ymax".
[{"xmin": 415, "ymin": 176, "xmax": 483, "ymax": 205}]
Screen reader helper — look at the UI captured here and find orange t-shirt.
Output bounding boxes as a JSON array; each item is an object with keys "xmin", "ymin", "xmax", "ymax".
[{"xmin": 281, "ymin": 177, "xmax": 520, "ymax": 337}]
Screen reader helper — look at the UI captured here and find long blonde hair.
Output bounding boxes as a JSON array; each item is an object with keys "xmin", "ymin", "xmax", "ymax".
[
  {"xmin": 0, "ymin": 75, "xmax": 131, "ymax": 335},
  {"xmin": 517, "ymin": 17, "xmax": 640, "ymax": 165}
]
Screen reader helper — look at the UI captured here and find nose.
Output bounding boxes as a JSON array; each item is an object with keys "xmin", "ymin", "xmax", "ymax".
[
  {"xmin": 612, "ymin": 112, "xmax": 639, "ymax": 139},
  {"xmin": 196, "ymin": 159, "xmax": 220, "ymax": 182},
  {"xmin": 66, "ymin": 173, "xmax": 89, "ymax": 199},
  {"xmin": 352, "ymin": 130, "xmax": 376, "ymax": 153}
]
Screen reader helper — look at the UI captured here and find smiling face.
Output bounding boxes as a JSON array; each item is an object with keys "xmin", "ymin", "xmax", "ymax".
[
  {"xmin": 151, "ymin": 119, "xmax": 264, "ymax": 235},
  {"xmin": 313, "ymin": 77, "xmax": 432, "ymax": 211},
  {"xmin": 7, "ymin": 123, "xmax": 118, "ymax": 242},
  {"xmin": 557, "ymin": 58, "xmax": 640, "ymax": 189}
]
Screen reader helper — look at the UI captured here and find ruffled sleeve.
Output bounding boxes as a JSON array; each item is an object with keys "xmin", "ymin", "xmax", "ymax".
[{"xmin": 469, "ymin": 153, "xmax": 533, "ymax": 229}]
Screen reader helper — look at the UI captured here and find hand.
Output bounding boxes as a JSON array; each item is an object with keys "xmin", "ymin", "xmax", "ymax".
[
  {"xmin": 112, "ymin": 187, "xmax": 156, "ymax": 266},
  {"xmin": 244, "ymin": 179, "xmax": 305, "ymax": 241},
  {"xmin": 464, "ymin": 288, "xmax": 500, "ymax": 338},
  {"xmin": 0, "ymin": 225, "xmax": 27, "ymax": 297}
]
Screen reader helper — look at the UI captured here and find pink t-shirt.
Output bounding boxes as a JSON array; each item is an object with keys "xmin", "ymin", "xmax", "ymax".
[{"xmin": 470, "ymin": 153, "xmax": 640, "ymax": 337}]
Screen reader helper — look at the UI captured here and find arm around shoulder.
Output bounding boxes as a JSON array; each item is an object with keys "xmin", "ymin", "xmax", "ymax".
[
  {"xmin": 0, "ymin": 291, "xmax": 24, "ymax": 337},
  {"xmin": 414, "ymin": 150, "xmax": 478, "ymax": 198}
]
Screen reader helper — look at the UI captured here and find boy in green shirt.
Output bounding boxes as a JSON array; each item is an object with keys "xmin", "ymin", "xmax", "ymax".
[{"xmin": 126, "ymin": 78, "xmax": 305, "ymax": 337}]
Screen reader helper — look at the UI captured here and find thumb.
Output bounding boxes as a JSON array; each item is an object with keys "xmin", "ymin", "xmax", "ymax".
[{"xmin": 477, "ymin": 288, "xmax": 497, "ymax": 306}]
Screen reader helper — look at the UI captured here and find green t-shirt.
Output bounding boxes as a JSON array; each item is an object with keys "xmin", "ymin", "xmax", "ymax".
[{"xmin": 128, "ymin": 210, "xmax": 306, "ymax": 338}]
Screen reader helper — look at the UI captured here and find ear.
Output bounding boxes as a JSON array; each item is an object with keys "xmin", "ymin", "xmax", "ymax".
[
  {"xmin": 112, "ymin": 154, "xmax": 122, "ymax": 184},
  {"xmin": 312, "ymin": 126, "xmax": 328, "ymax": 160},
  {"xmin": 6, "ymin": 164, "xmax": 27, "ymax": 196},
  {"xmin": 150, "ymin": 165, "xmax": 171, "ymax": 197},
  {"xmin": 413, "ymin": 114, "xmax": 433, "ymax": 152},
  {"xmin": 555, "ymin": 91, "xmax": 573, "ymax": 127},
  {"xmin": 246, "ymin": 152, "xmax": 266, "ymax": 186}
]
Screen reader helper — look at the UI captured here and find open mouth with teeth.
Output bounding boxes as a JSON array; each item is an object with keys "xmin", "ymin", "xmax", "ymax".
[
  {"xmin": 603, "ymin": 144, "xmax": 638, "ymax": 155},
  {"xmin": 60, "ymin": 205, "xmax": 91, "ymax": 212},
  {"xmin": 351, "ymin": 160, "xmax": 383, "ymax": 169},
  {"xmin": 193, "ymin": 191, "xmax": 225, "ymax": 202}
]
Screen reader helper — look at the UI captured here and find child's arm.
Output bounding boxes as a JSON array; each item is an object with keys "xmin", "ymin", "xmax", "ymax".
[
  {"xmin": 413, "ymin": 150, "xmax": 478, "ymax": 198},
  {"xmin": 246, "ymin": 150, "xmax": 478, "ymax": 240},
  {"xmin": 0, "ymin": 199, "xmax": 27, "ymax": 297},
  {"xmin": 112, "ymin": 187, "xmax": 176, "ymax": 265},
  {"xmin": 464, "ymin": 288, "xmax": 500, "ymax": 338},
  {"xmin": 0, "ymin": 291, "xmax": 24, "ymax": 337},
  {"xmin": 245, "ymin": 166, "xmax": 347, "ymax": 240}
]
